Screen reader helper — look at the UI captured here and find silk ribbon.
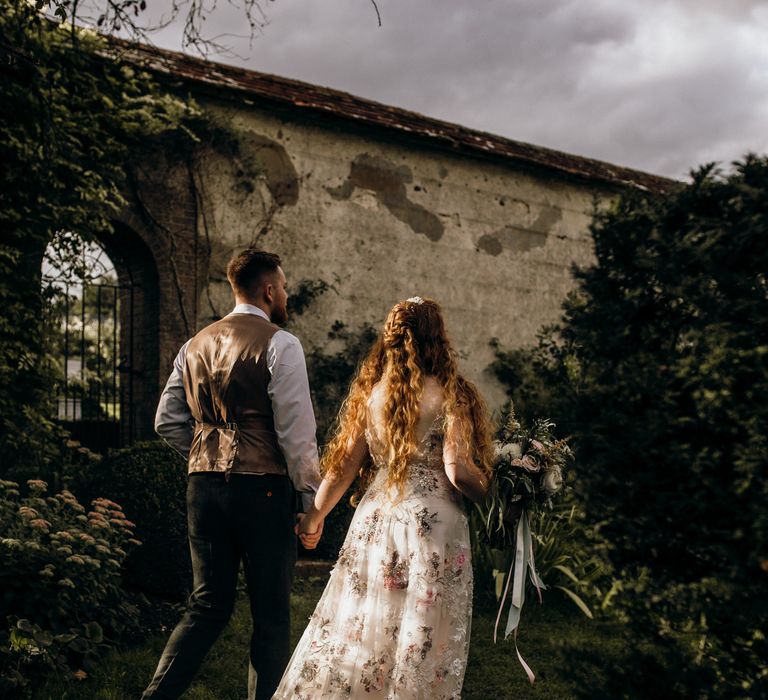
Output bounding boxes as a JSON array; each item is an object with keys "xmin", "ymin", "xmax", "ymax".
[{"xmin": 492, "ymin": 508, "xmax": 545, "ymax": 685}]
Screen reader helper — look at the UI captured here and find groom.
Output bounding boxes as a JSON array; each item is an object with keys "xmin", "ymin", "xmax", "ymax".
[{"xmin": 143, "ymin": 248, "xmax": 324, "ymax": 700}]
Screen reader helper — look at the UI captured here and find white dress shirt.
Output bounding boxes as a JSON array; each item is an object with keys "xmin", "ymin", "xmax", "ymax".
[{"xmin": 155, "ymin": 304, "xmax": 321, "ymax": 511}]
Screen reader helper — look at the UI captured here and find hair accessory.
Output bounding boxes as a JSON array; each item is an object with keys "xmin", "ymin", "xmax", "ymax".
[{"xmin": 406, "ymin": 296, "xmax": 424, "ymax": 305}]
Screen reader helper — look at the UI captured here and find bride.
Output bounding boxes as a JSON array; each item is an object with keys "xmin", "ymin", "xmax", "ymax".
[{"xmin": 273, "ymin": 297, "xmax": 493, "ymax": 699}]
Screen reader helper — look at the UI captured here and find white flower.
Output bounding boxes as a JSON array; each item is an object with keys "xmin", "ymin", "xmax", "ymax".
[
  {"xmin": 542, "ymin": 468, "xmax": 563, "ymax": 494},
  {"xmin": 493, "ymin": 441, "xmax": 523, "ymax": 464},
  {"xmin": 506, "ymin": 443, "xmax": 523, "ymax": 460}
]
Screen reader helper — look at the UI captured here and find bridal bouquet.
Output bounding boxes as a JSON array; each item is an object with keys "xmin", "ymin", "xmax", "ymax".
[
  {"xmin": 482, "ymin": 407, "xmax": 571, "ymax": 547},
  {"xmin": 476, "ymin": 405, "xmax": 573, "ymax": 684}
]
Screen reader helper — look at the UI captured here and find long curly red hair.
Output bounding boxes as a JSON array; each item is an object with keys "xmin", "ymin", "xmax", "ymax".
[{"xmin": 321, "ymin": 297, "xmax": 493, "ymax": 495}]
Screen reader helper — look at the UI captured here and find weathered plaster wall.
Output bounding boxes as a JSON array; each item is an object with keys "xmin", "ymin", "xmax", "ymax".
[
  {"xmin": 183, "ymin": 99, "xmax": 611, "ymax": 408},
  {"xmin": 122, "ymin": 98, "xmax": 615, "ymax": 421}
]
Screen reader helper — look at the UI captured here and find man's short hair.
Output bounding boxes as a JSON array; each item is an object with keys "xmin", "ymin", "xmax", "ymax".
[{"xmin": 226, "ymin": 249, "xmax": 282, "ymax": 295}]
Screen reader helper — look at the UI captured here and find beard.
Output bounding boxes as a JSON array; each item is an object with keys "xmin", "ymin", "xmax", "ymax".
[{"xmin": 271, "ymin": 303, "xmax": 288, "ymax": 326}]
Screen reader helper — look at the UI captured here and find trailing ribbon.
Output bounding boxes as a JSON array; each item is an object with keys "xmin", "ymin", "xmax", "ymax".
[{"xmin": 492, "ymin": 508, "xmax": 546, "ymax": 685}]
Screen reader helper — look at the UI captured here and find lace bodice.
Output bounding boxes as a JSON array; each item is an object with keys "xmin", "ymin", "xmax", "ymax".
[{"xmin": 364, "ymin": 377, "xmax": 462, "ymax": 506}]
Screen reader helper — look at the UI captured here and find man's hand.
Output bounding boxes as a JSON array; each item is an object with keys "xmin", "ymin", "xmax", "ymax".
[{"xmin": 295, "ymin": 512, "xmax": 324, "ymax": 550}]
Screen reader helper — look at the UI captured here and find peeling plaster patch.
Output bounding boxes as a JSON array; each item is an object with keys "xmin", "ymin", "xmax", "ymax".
[
  {"xmin": 328, "ymin": 154, "xmax": 444, "ymax": 241},
  {"xmin": 477, "ymin": 234, "xmax": 503, "ymax": 256},
  {"xmin": 232, "ymin": 132, "xmax": 299, "ymax": 206},
  {"xmin": 531, "ymin": 204, "xmax": 562, "ymax": 233},
  {"xmin": 476, "ymin": 226, "xmax": 548, "ymax": 257}
]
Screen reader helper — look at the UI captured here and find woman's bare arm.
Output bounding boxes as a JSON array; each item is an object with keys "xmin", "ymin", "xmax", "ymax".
[
  {"xmin": 298, "ymin": 431, "xmax": 368, "ymax": 542},
  {"xmin": 443, "ymin": 410, "xmax": 489, "ymax": 504}
]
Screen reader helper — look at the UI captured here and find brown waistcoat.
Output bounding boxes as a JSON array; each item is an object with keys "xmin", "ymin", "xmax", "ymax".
[{"xmin": 182, "ymin": 313, "xmax": 287, "ymax": 476}]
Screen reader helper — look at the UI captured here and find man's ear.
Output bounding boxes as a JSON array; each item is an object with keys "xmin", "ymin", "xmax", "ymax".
[{"xmin": 263, "ymin": 281, "xmax": 275, "ymax": 305}]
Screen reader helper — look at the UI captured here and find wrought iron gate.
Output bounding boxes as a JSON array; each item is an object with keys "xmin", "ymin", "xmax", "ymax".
[{"xmin": 43, "ymin": 235, "xmax": 138, "ymax": 453}]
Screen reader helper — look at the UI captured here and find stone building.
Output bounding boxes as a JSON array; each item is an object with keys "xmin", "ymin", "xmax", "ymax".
[{"xmin": 99, "ymin": 42, "xmax": 672, "ymax": 443}]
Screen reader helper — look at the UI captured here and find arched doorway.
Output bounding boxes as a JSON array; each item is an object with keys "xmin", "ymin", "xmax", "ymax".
[{"xmin": 42, "ymin": 224, "xmax": 160, "ymax": 452}]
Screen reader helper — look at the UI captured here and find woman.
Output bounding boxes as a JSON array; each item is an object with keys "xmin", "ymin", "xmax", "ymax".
[{"xmin": 273, "ymin": 297, "xmax": 492, "ymax": 700}]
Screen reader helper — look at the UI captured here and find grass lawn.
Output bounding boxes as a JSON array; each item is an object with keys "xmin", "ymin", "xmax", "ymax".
[{"xmin": 36, "ymin": 574, "xmax": 623, "ymax": 699}]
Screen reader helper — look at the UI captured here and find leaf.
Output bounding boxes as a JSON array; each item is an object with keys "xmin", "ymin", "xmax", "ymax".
[
  {"xmin": 16, "ymin": 619, "xmax": 33, "ymax": 633},
  {"xmin": 553, "ymin": 564, "xmax": 581, "ymax": 584},
  {"xmin": 555, "ymin": 585, "xmax": 593, "ymax": 619},
  {"xmin": 493, "ymin": 569, "xmax": 506, "ymax": 600},
  {"xmin": 68, "ymin": 637, "xmax": 90, "ymax": 654},
  {"xmin": 30, "ymin": 626, "xmax": 51, "ymax": 645},
  {"xmin": 54, "ymin": 633, "xmax": 77, "ymax": 644},
  {"xmin": 84, "ymin": 620, "xmax": 103, "ymax": 643}
]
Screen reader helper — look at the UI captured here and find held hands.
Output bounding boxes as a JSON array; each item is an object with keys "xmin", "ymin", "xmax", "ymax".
[{"xmin": 295, "ymin": 512, "xmax": 324, "ymax": 550}]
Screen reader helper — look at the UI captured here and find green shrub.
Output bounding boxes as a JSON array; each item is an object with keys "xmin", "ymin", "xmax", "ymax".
[
  {"xmin": 492, "ymin": 158, "xmax": 768, "ymax": 697},
  {"xmin": 0, "ymin": 479, "xmax": 141, "ymax": 695},
  {"xmin": 73, "ymin": 441, "xmax": 190, "ymax": 601}
]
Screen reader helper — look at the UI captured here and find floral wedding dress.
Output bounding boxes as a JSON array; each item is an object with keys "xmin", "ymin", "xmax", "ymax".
[{"xmin": 273, "ymin": 378, "xmax": 473, "ymax": 700}]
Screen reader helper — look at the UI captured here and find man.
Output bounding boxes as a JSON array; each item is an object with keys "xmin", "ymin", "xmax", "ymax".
[{"xmin": 143, "ymin": 248, "xmax": 324, "ymax": 700}]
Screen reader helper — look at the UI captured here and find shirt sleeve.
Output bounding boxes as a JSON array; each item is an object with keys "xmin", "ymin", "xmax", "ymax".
[
  {"xmin": 268, "ymin": 331, "xmax": 321, "ymax": 511},
  {"xmin": 154, "ymin": 340, "xmax": 194, "ymax": 457}
]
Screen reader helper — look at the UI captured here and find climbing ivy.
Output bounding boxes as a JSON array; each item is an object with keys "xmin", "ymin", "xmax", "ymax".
[{"xmin": 0, "ymin": 3, "xmax": 199, "ymax": 477}]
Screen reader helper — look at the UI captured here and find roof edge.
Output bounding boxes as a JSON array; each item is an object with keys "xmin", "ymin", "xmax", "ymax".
[{"xmin": 111, "ymin": 38, "xmax": 678, "ymax": 194}]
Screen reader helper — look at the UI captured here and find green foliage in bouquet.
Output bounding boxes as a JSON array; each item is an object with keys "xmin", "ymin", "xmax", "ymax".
[
  {"xmin": 481, "ymin": 406, "xmax": 572, "ymax": 550},
  {"xmin": 470, "ymin": 497, "xmax": 606, "ymax": 621},
  {"xmin": 0, "ymin": 479, "xmax": 141, "ymax": 695}
]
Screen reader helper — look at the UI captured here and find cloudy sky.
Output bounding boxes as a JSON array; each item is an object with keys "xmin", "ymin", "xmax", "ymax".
[{"xmin": 141, "ymin": 0, "xmax": 768, "ymax": 179}]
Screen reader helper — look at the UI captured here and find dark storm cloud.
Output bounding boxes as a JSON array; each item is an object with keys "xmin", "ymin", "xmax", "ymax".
[{"xmin": 146, "ymin": 0, "xmax": 768, "ymax": 178}]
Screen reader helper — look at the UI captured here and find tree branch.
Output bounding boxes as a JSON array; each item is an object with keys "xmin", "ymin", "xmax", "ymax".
[{"xmin": 370, "ymin": 0, "xmax": 382, "ymax": 27}]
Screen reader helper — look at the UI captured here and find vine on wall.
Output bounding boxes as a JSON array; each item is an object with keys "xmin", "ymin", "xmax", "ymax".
[{"xmin": 0, "ymin": 4, "xmax": 200, "ymax": 478}]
